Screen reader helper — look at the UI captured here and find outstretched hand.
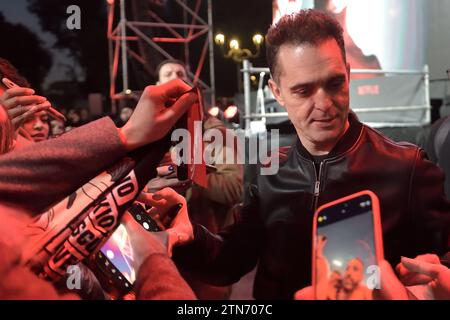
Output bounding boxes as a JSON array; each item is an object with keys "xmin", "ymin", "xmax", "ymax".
[{"xmin": 119, "ymin": 79, "xmax": 197, "ymax": 151}]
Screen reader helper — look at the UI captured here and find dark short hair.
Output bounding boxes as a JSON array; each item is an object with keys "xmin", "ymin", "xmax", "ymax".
[
  {"xmin": 0, "ymin": 57, "xmax": 30, "ymax": 88},
  {"xmin": 266, "ymin": 9, "xmax": 346, "ymax": 81},
  {"xmin": 156, "ymin": 59, "xmax": 186, "ymax": 78}
]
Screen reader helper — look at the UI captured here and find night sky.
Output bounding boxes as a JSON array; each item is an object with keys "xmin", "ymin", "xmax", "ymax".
[
  {"xmin": 212, "ymin": 0, "xmax": 272, "ymax": 96},
  {"xmin": 0, "ymin": 0, "xmax": 272, "ymax": 98}
]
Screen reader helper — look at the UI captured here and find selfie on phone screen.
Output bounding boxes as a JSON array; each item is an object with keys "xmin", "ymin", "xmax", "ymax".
[{"xmin": 313, "ymin": 191, "xmax": 384, "ymax": 300}]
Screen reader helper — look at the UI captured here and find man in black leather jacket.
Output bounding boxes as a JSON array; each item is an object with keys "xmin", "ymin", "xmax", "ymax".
[{"xmin": 171, "ymin": 9, "xmax": 450, "ymax": 299}]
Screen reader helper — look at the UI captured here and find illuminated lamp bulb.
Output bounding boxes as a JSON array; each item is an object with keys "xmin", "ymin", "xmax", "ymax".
[{"xmin": 208, "ymin": 106, "xmax": 220, "ymax": 117}]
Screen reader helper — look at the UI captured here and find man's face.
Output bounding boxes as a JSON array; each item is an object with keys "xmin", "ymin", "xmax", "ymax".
[
  {"xmin": 343, "ymin": 258, "xmax": 364, "ymax": 291},
  {"xmin": 22, "ymin": 110, "xmax": 50, "ymax": 142},
  {"xmin": 269, "ymin": 39, "xmax": 350, "ymax": 154},
  {"xmin": 157, "ymin": 63, "xmax": 188, "ymax": 84}
]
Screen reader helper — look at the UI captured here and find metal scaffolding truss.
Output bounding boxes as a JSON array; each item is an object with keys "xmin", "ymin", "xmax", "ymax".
[{"xmin": 107, "ymin": 0, "xmax": 215, "ymax": 113}]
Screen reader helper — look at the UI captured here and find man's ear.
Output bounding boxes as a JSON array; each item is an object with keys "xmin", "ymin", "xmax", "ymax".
[
  {"xmin": 268, "ymin": 78, "xmax": 285, "ymax": 108},
  {"xmin": 346, "ymin": 62, "xmax": 351, "ymax": 80}
]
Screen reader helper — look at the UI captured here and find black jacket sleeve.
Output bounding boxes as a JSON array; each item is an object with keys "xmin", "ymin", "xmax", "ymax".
[{"xmin": 409, "ymin": 149, "xmax": 450, "ymax": 254}]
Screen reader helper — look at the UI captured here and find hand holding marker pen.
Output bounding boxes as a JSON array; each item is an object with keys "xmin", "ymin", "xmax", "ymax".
[{"xmin": 2, "ymin": 77, "xmax": 66, "ymax": 122}]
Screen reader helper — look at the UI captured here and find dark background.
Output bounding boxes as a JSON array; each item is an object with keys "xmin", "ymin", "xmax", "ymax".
[{"xmin": 0, "ymin": 0, "xmax": 272, "ymax": 112}]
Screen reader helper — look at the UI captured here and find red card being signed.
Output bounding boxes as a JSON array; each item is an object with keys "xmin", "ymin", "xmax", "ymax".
[{"xmin": 186, "ymin": 87, "xmax": 207, "ymax": 188}]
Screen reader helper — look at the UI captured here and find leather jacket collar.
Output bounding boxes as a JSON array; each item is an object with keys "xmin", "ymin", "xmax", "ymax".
[{"xmin": 294, "ymin": 112, "xmax": 364, "ymax": 162}]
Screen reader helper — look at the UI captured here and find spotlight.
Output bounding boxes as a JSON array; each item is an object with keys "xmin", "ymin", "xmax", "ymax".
[
  {"xmin": 332, "ymin": 260, "xmax": 343, "ymax": 268},
  {"xmin": 208, "ymin": 106, "xmax": 220, "ymax": 117},
  {"xmin": 224, "ymin": 105, "xmax": 238, "ymax": 119},
  {"xmin": 224, "ymin": 105, "xmax": 240, "ymax": 126}
]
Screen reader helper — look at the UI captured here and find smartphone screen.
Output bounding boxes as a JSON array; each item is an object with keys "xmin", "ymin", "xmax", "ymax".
[
  {"xmin": 94, "ymin": 203, "xmax": 161, "ymax": 294},
  {"xmin": 100, "ymin": 224, "xmax": 136, "ymax": 285},
  {"xmin": 313, "ymin": 191, "xmax": 383, "ymax": 300}
]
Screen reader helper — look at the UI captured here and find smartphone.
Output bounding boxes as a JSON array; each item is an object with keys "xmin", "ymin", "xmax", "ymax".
[
  {"xmin": 312, "ymin": 190, "xmax": 384, "ymax": 300},
  {"xmin": 92, "ymin": 203, "xmax": 161, "ymax": 297}
]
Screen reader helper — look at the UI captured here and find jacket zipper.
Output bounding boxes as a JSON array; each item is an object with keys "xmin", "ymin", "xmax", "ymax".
[{"xmin": 312, "ymin": 161, "xmax": 324, "ymax": 213}]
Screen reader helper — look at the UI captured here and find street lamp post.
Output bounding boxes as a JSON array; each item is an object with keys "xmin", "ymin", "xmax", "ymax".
[{"xmin": 214, "ymin": 33, "xmax": 264, "ymax": 92}]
